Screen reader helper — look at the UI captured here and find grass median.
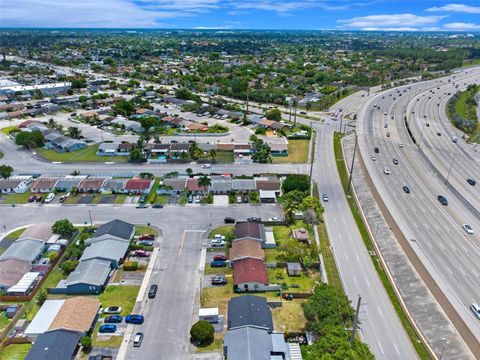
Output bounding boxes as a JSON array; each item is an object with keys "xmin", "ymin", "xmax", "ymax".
[{"xmin": 333, "ymin": 132, "xmax": 431, "ymax": 360}]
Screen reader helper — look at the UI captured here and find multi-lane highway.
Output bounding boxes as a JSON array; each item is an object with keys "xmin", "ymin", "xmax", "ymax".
[{"xmin": 357, "ymin": 67, "xmax": 480, "ymax": 356}]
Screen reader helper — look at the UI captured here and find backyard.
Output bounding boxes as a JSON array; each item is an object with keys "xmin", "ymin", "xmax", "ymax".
[
  {"xmin": 36, "ymin": 145, "xmax": 129, "ymax": 162},
  {"xmin": 272, "ymin": 140, "xmax": 309, "ymax": 164}
]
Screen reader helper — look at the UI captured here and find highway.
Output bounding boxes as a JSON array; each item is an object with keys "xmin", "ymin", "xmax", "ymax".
[
  {"xmin": 312, "ymin": 91, "xmax": 418, "ymax": 359},
  {"xmin": 357, "ymin": 66, "xmax": 480, "ymax": 356}
]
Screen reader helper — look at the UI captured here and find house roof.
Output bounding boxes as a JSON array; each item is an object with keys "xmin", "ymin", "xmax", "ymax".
[
  {"xmin": 170, "ymin": 143, "xmax": 190, "ymax": 151},
  {"xmin": 49, "ymin": 297, "xmax": 100, "ymax": 333},
  {"xmin": 269, "ymin": 143, "xmax": 288, "ymax": 152},
  {"xmin": 0, "ymin": 239, "xmax": 44, "ymax": 263},
  {"xmin": 80, "ymin": 239, "xmax": 129, "ymax": 264},
  {"xmin": 54, "ymin": 176, "xmax": 84, "ymax": 189},
  {"xmin": 94, "ymin": 219, "xmax": 134, "ymax": 240},
  {"xmin": 186, "ymin": 178, "xmax": 205, "ymax": 192},
  {"xmin": 25, "ymin": 299, "xmax": 65, "ymax": 336},
  {"xmin": 230, "ymin": 239, "xmax": 264, "ymax": 262},
  {"xmin": 64, "ymin": 259, "xmax": 111, "ymax": 287},
  {"xmin": 216, "ymin": 143, "xmax": 234, "ymax": 151},
  {"xmin": 233, "ymin": 258, "xmax": 269, "ymax": 287},
  {"xmin": 255, "ymin": 179, "xmax": 280, "ymax": 191},
  {"xmin": 0, "ymin": 178, "xmax": 23, "ymax": 190},
  {"xmin": 210, "ymin": 177, "xmax": 232, "ymax": 192},
  {"xmin": 232, "ymin": 179, "xmax": 256, "ymax": 191},
  {"xmin": 234, "ymin": 222, "xmax": 263, "ymax": 240},
  {"xmin": 102, "ymin": 179, "xmax": 126, "ymax": 190},
  {"xmin": 162, "ymin": 178, "xmax": 187, "ymax": 191},
  {"xmin": 78, "ymin": 177, "xmax": 107, "ymax": 190},
  {"xmin": 20, "ymin": 223, "xmax": 53, "ymax": 242},
  {"xmin": 31, "ymin": 177, "xmax": 58, "ymax": 189},
  {"xmin": 25, "ymin": 329, "xmax": 82, "ymax": 360},
  {"xmin": 124, "ymin": 178, "xmax": 153, "ymax": 191},
  {"xmin": 223, "ymin": 327, "xmax": 272, "ymax": 360},
  {"xmin": 227, "ymin": 295, "xmax": 273, "ymax": 331},
  {"xmin": 0, "ymin": 258, "xmax": 30, "ymax": 287}
]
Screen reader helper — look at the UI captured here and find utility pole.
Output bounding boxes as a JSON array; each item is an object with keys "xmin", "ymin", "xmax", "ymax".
[
  {"xmin": 440, "ymin": 338, "xmax": 447, "ymax": 360},
  {"xmin": 350, "ymin": 296, "xmax": 362, "ymax": 346},
  {"xmin": 347, "ymin": 132, "xmax": 358, "ymax": 195},
  {"xmin": 445, "ymin": 153, "xmax": 456, "ymax": 186},
  {"xmin": 246, "ymin": 87, "xmax": 249, "ymax": 113},
  {"xmin": 88, "ymin": 210, "xmax": 93, "ymax": 227},
  {"xmin": 418, "ymin": 122, "xmax": 426, "ymax": 149},
  {"xmin": 339, "ymin": 114, "xmax": 343, "ymax": 133}
]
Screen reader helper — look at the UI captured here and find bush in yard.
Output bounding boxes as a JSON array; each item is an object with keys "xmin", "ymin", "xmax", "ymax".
[
  {"xmin": 80, "ymin": 336, "xmax": 92, "ymax": 352},
  {"xmin": 190, "ymin": 320, "xmax": 214, "ymax": 346},
  {"xmin": 37, "ymin": 289, "xmax": 48, "ymax": 306},
  {"xmin": 123, "ymin": 261, "xmax": 138, "ymax": 271},
  {"xmin": 52, "ymin": 219, "xmax": 75, "ymax": 237},
  {"xmin": 61, "ymin": 259, "xmax": 79, "ymax": 274},
  {"xmin": 49, "ymin": 251, "xmax": 58, "ymax": 263},
  {"xmin": 282, "ymin": 174, "xmax": 310, "ymax": 194}
]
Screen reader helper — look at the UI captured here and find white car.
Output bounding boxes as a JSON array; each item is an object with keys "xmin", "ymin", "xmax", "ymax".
[
  {"xmin": 269, "ymin": 217, "xmax": 281, "ymax": 222},
  {"xmin": 470, "ymin": 303, "xmax": 480, "ymax": 319},
  {"xmin": 44, "ymin": 193, "xmax": 55, "ymax": 203},
  {"xmin": 383, "ymin": 167, "xmax": 391, "ymax": 175},
  {"xmin": 399, "ymin": 143, "xmax": 404, "ymax": 148},
  {"xmin": 463, "ymin": 224, "xmax": 474, "ymax": 235},
  {"xmin": 211, "ymin": 239, "xmax": 226, "ymax": 247},
  {"xmin": 214, "ymin": 234, "xmax": 226, "ymax": 241},
  {"xmin": 201, "ymin": 163, "xmax": 211, "ymax": 169},
  {"xmin": 104, "ymin": 306, "xmax": 122, "ymax": 314},
  {"xmin": 371, "ymin": 156, "xmax": 376, "ymax": 161}
]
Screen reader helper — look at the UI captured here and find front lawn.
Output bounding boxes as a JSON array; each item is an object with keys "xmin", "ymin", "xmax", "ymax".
[
  {"xmin": 1, "ymin": 344, "xmax": 32, "ymax": 360},
  {"xmin": 114, "ymin": 194, "xmax": 127, "ymax": 204},
  {"xmin": 134, "ymin": 225, "xmax": 158, "ymax": 237},
  {"xmin": 98, "ymin": 285, "xmax": 140, "ymax": 317},
  {"xmin": 272, "ymin": 140, "xmax": 309, "ymax": 164},
  {"xmin": 214, "ymin": 151, "xmax": 234, "ymax": 163},
  {"xmin": 36, "ymin": 145, "xmax": 129, "ymax": 163},
  {"xmin": 3, "ymin": 227, "xmax": 27, "ymax": 240},
  {"xmin": 0, "ymin": 126, "xmax": 18, "ymax": 136},
  {"xmin": 208, "ymin": 225, "xmax": 234, "ymax": 240},
  {"xmin": 154, "ymin": 195, "xmax": 168, "ymax": 204},
  {"xmin": 0, "ymin": 193, "xmax": 39, "ymax": 204},
  {"xmin": 201, "ymin": 276, "xmax": 236, "ymax": 316}
]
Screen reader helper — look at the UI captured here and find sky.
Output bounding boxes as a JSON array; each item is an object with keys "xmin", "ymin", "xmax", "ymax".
[{"xmin": 1, "ymin": 0, "xmax": 480, "ymax": 31}]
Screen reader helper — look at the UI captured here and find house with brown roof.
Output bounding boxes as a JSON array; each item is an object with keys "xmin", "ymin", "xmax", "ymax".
[
  {"xmin": 234, "ymin": 222, "xmax": 265, "ymax": 243},
  {"xmin": 0, "ymin": 258, "xmax": 31, "ymax": 292},
  {"xmin": 255, "ymin": 177, "xmax": 281, "ymax": 194},
  {"xmin": 124, "ymin": 178, "xmax": 154, "ymax": 194},
  {"xmin": 187, "ymin": 122, "xmax": 208, "ymax": 132},
  {"xmin": 77, "ymin": 177, "xmax": 108, "ymax": 193},
  {"xmin": 217, "ymin": 143, "xmax": 235, "ymax": 151},
  {"xmin": 31, "ymin": 177, "xmax": 58, "ymax": 193},
  {"xmin": 230, "ymin": 239, "xmax": 264, "ymax": 263},
  {"xmin": 233, "ymin": 258, "xmax": 277, "ymax": 292},
  {"xmin": 20, "ymin": 223, "xmax": 53, "ymax": 242},
  {"xmin": 186, "ymin": 177, "xmax": 208, "ymax": 195},
  {"xmin": 158, "ymin": 177, "xmax": 187, "ymax": 195},
  {"xmin": 80, "ymin": 110, "xmax": 98, "ymax": 119}
]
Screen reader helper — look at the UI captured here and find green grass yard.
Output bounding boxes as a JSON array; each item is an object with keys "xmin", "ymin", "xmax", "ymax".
[
  {"xmin": 36, "ymin": 145, "xmax": 129, "ymax": 163},
  {"xmin": 1, "ymin": 344, "xmax": 32, "ymax": 360},
  {"xmin": 0, "ymin": 193, "xmax": 40, "ymax": 204},
  {"xmin": 98, "ymin": 285, "xmax": 140, "ymax": 317},
  {"xmin": 3, "ymin": 227, "xmax": 26, "ymax": 240},
  {"xmin": 272, "ymin": 139, "xmax": 309, "ymax": 164},
  {"xmin": 135, "ymin": 225, "xmax": 158, "ymax": 237},
  {"xmin": 268, "ymin": 267, "xmax": 319, "ymax": 293}
]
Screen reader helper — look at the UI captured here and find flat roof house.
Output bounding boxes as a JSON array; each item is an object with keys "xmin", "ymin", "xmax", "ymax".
[
  {"xmin": 31, "ymin": 177, "xmax": 58, "ymax": 193},
  {"xmin": 158, "ymin": 177, "xmax": 187, "ymax": 195},
  {"xmin": 0, "ymin": 238, "xmax": 44, "ymax": 263},
  {"xmin": 232, "ymin": 178, "xmax": 256, "ymax": 193},
  {"xmin": 187, "ymin": 177, "xmax": 208, "ymax": 195},
  {"xmin": 26, "ymin": 329, "xmax": 82, "ymax": 360},
  {"xmin": 210, "ymin": 175, "xmax": 232, "ymax": 194},
  {"xmin": 20, "ymin": 223, "xmax": 53, "ymax": 242},
  {"xmin": 54, "ymin": 176, "xmax": 85, "ymax": 192},
  {"xmin": 234, "ymin": 222, "xmax": 265, "ymax": 243},
  {"xmin": 0, "ymin": 258, "xmax": 30, "ymax": 292},
  {"xmin": 233, "ymin": 258, "xmax": 269, "ymax": 293}
]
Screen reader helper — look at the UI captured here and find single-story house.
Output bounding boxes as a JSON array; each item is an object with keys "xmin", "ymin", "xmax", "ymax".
[
  {"xmin": 209, "ymin": 175, "xmax": 232, "ymax": 194},
  {"xmin": 56, "ymin": 259, "xmax": 111, "ymax": 295},
  {"xmin": 25, "ymin": 329, "xmax": 82, "ymax": 360},
  {"xmin": 233, "ymin": 258, "xmax": 270, "ymax": 293},
  {"xmin": 45, "ymin": 133, "xmax": 87, "ymax": 153},
  {"xmin": 170, "ymin": 143, "xmax": 190, "ymax": 158},
  {"xmin": 230, "ymin": 239, "xmax": 264, "ymax": 263},
  {"xmin": 101, "ymin": 179, "xmax": 127, "ymax": 193},
  {"xmin": 124, "ymin": 178, "xmax": 154, "ymax": 195},
  {"xmin": 232, "ymin": 179, "xmax": 256, "ymax": 193},
  {"xmin": 269, "ymin": 143, "xmax": 289, "ymax": 156},
  {"xmin": 227, "ymin": 295, "xmax": 273, "ymax": 331},
  {"xmin": 287, "ymin": 262, "xmax": 302, "ymax": 276},
  {"xmin": 26, "ymin": 297, "xmax": 99, "ymax": 338},
  {"xmin": 80, "ymin": 110, "xmax": 98, "ymax": 119},
  {"xmin": 186, "ymin": 178, "xmax": 208, "ymax": 195},
  {"xmin": 0, "ymin": 258, "xmax": 31, "ymax": 292},
  {"xmin": 96, "ymin": 142, "xmax": 120, "ymax": 156},
  {"xmin": 259, "ymin": 119, "xmax": 289, "ymax": 131},
  {"xmin": 246, "ymin": 114, "xmax": 263, "ymax": 125},
  {"xmin": 223, "ymin": 327, "xmax": 292, "ymax": 360},
  {"xmin": 158, "ymin": 177, "xmax": 187, "ymax": 195},
  {"xmin": 54, "ymin": 176, "xmax": 85, "ymax": 192},
  {"xmin": 259, "ymin": 190, "xmax": 277, "ymax": 203},
  {"xmin": 0, "ymin": 238, "xmax": 44, "ymax": 263},
  {"xmin": 234, "ymin": 222, "xmax": 265, "ymax": 243},
  {"xmin": 79, "ymin": 239, "xmax": 130, "ymax": 268},
  {"xmin": 112, "ymin": 117, "xmax": 144, "ymax": 133},
  {"xmin": 77, "ymin": 177, "xmax": 107, "ymax": 193},
  {"xmin": 19, "ymin": 223, "xmax": 53, "ymax": 242},
  {"xmin": 292, "ymin": 228, "xmax": 310, "ymax": 243},
  {"xmin": 30, "ymin": 177, "xmax": 58, "ymax": 193},
  {"xmin": 255, "ymin": 177, "xmax": 281, "ymax": 193},
  {"xmin": 216, "ymin": 143, "xmax": 235, "ymax": 151},
  {"xmin": 234, "ymin": 144, "xmax": 252, "ymax": 156},
  {"xmin": 93, "ymin": 219, "xmax": 134, "ymax": 242},
  {"xmin": 0, "ymin": 176, "xmax": 33, "ymax": 194}
]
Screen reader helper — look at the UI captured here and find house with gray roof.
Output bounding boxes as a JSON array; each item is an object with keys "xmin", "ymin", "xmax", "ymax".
[
  {"xmin": 55, "ymin": 259, "xmax": 111, "ymax": 295},
  {"xmin": 54, "ymin": 176, "xmax": 85, "ymax": 192},
  {"xmin": 227, "ymin": 295, "xmax": 273, "ymax": 331},
  {"xmin": 158, "ymin": 177, "xmax": 187, "ymax": 195},
  {"xmin": 232, "ymin": 179, "xmax": 256, "ymax": 192},
  {"xmin": 0, "ymin": 238, "xmax": 44, "ymax": 263},
  {"xmin": 209, "ymin": 175, "xmax": 232, "ymax": 194},
  {"xmin": 0, "ymin": 176, "xmax": 33, "ymax": 194},
  {"xmin": 94, "ymin": 219, "xmax": 134, "ymax": 242},
  {"xmin": 44, "ymin": 132, "xmax": 87, "ymax": 153},
  {"xmin": 26, "ymin": 329, "xmax": 82, "ymax": 360},
  {"xmin": 101, "ymin": 179, "xmax": 127, "ymax": 193},
  {"xmin": 79, "ymin": 239, "xmax": 129, "ymax": 268}
]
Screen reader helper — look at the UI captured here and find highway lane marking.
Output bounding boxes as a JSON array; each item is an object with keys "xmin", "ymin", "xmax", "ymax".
[
  {"xmin": 177, "ymin": 231, "xmax": 186, "ymax": 257},
  {"xmin": 459, "ymin": 266, "xmax": 466, "ymax": 277},
  {"xmin": 445, "ymin": 266, "xmax": 453, "ymax": 275},
  {"xmin": 365, "ymin": 278, "xmax": 370, "ymax": 287},
  {"xmin": 394, "ymin": 342, "xmax": 400, "ymax": 355},
  {"xmin": 378, "ymin": 342, "xmax": 384, "ymax": 354},
  {"xmin": 353, "ymin": 277, "xmax": 357, "ymax": 284},
  {"xmin": 377, "ymin": 307, "xmax": 383, "ymax": 318}
]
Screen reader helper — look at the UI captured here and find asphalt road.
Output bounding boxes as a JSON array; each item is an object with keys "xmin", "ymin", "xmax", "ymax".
[
  {"xmin": 357, "ymin": 67, "xmax": 480, "ymax": 355},
  {"xmin": 0, "ymin": 204, "xmax": 282, "ymax": 360}
]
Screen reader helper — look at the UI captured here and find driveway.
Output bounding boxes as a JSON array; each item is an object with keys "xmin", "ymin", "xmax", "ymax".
[{"xmin": 213, "ymin": 195, "xmax": 228, "ymax": 206}]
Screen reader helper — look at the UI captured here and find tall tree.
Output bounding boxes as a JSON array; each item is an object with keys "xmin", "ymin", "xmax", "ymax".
[
  {"xmin": 0, "ymin": 164, "xmax": 13, "ymax": 179},
  {"xmin": 198, "ymin": 175, "xmax": 211, "ymax": 192}
]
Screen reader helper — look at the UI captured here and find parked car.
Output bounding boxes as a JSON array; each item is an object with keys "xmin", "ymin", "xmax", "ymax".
[
  {"xmin": 139, "ymin": 195, "xmax": 147, "ymax": 203},
  {"xmin": 104, "ymin": 315, "xmax": 122, "ymax": 323},
  {"xmin": 322, "ymin": 193, "xmax": 329, "ymax": 202},
  {"xmin": 374, "ymin": 147, "xmax": 379, "ymax": 153},
  {"xmin": 148, "ymin": 284, "xmax": 158, "ymax": 299},
  {"xmin": 138, "ymin": 240, "xmax": 154, "ymax": 246},
  {"xmin": 211, "ymin": 239, "xmax": 226, "ymax": 247},
  {"xmin": 136, "ymin": 204, "xmax": 148, "ymax": 209},
  {"xmin": 133, "ymin": 333, "xmax": 144, "ymax": 347},
  {"xmin": 463, "ymin": 224, "xmax": 474, "ymax": 235},
  {"xmin": 236, "ymin": 196, "xmax": 242, "ymax": 204},
  {"xmin": 471, "ymin": 303, "xmax": 480, "ymax": 319},
  {"xmin": 126, "ymin": 314, "xmax": 144, "ymax": 324},
  {"xmin": 269, "ymin": 216, "xmax": 281, "ymax": 222},
  {"xmin": 133, "ymin": 250, "xmax": 151, "ymax": 257},
  {"xmin": 44, "ymin": 193, "xmax": 55, "ymax": 203},
  {"xmin": 214, "ymin": 234, "xmax": 225, "ymax": 241},
  {"xmin": 104, "ymin": 306, "xmax": 122, "ymax": 314},
  {"xmin": 139, "ymin": 234, "xmax": 155, "ymax": 240},
  {"xmin": 99, "ymin": 324, "xmax": 117, "ymax": 333},
  {"xmin": 437, "ymin": 195, "xmax": 448, "ymax": 206},
  {"xmin": 371, "ymin": 156, "xmax": 376, "ymax": 161},
  {"xmin": 211, "ymin": 274, "xmax": 227, "ymax": 285},
  {"xmin": 399, "ymin": 143, "xmax": 404, "ymax": 148},
  {"xmin": 28, "ymin": 195, "xmax": 37, "ymax": 202},
  {"xmin": 210, "ymin": 260, "xmax": 227, "ymax": 268},
  {"xmin": 402, "ymin": 186, "xmax": 410, "ymax": 194},
  {"xmin": 224, "ymin": 217, "xmax": 235, "ymax": 224},
  {"xmin": 247, "ymin": 217, "xmax": 261, "ymax": 222},
  {"xmin": 152, "ymin": 204, "xmax": 163, "ymax": 208},
  {"xmin": 467, "ymin": 178, "xmax": 476, "ymax": 186},
  {"xmin": 213, "ymin": 254, "xmax": 227, "ymax": 261}
]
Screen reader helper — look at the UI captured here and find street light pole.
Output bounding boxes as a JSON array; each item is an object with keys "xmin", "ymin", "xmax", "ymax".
[
  {"xmin": 347, "ymin": 131, "xmax": 358, "ymax": 195},
  {"xmin": 445, "ymin": 153, "xmax": 456, "ymax": 186},
  {"xmin": 440, "ymin": 338, "xmax": 447, "ymax": 360},
  {"xmin": 418, "ymin": 122, "xmax": 426, "ymax": 149},
  {"xmin": 350, "ymin": 296, "xmax": 362, "ymax": 346}
]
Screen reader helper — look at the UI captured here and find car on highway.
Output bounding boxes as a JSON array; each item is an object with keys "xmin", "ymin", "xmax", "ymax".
[
  {"xmin": 436, "ymin": 132, "xmax": 441, "ymax": 136},
  {"xmin": 201, "ymin": 163, "xmax": 211, "ymax": 169},
  {"xmin": 399, "ymin": 143, "xmax": 404, "ymax": 148},
  {"xmin": 385, "ymin": 132, "xmax": 390, "ymax": 138},
  {"xmin": 211, "ymin": 274, "xmax": 227, "ymax": 285},
  {"xmin": 210, "ymin": 260, "xmax": 227, "ymax": 267},
  {"xmin": 466, "ymin": 178, "xmax": 476, "ymax": 186},
  {"xmin": 451, "ymin": 136, "xmax": 458, "ymax": 143},
  {"xmin": 392, "ymin": 158, "xmax": 399, "ymax": 165},
  {"xmin": 269, "ymin": 216, "xmax": 281, "ymax": 222},
  {"xmin": 463, "ymin": 224, "xmax": 474, "ymax": 235},
  {"xmin": 371, "ymin": 156, "xmax": 376, "ymax": 161},
  {"xmin": 152, "ymin": 204, "xmax": 163, "ymax": 208},
  {"xmin": 104, "ymin": 315, "xmax": 123, "ymax": 323},
  {"xmin": 402, "ymin": 186, "xmax": 410, "ymax": 194},
  {"xmin": 247, "ymin": 217, "xmax": 261, "ymax": 222},
  {"xmin": 104, "ymin": 306, "xmax": 122, "ymax": 314},
  {"xmin": 374, "ymin": 147, "xmax": 379, "ymax": 153},
  {"xmin": 470, "ymin": 303, "xmax": 480, "ymax": 319},
  {"xmin": 133, "ymin": 332, "xmax": 144, "ymax": 347},
  {"xmin": 322, "ymin": 193, "xmax": 329, "ymax": 202},
  {"xmin": 99, "ymin": 324, "xmax": 117, "ymax": 333},
  {"xmin": 224, "ymin": 217, "xmax": 235, "ymax": 224},
  {"xmin": 126, "ymin": 314, "xmax": 144, "ymax": 324},
  {"xmin": 384, "ymin": 123, "xmax": 388, "ymax": 128},
  {"xmin": 148, "ymin": 284, "xmax": 158, "ymax": 299},
  {"xmin": 437, "ymin": 195, "xmax": 448, "ymax": 206},
  {"xmin": 425, "ymin": 123, "xmax": 430, "ymax": 127},
  {"xmin": 383, "ymin": 167, "xmax": 391, "ymax": 175}
]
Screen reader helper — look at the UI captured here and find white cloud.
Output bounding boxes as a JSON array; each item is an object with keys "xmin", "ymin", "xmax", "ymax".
[
  {"xmin": 427, "ymin": 4, "xmax": 480, "ymax": 14},
  {"xmin": 230, "ymin": 1, "xmax": 348, "ymax": 14},
  {"xmin": 338, "ymin": 13, "xmax": 446, "ymax": 30},
  {"xmin": 443, "ymin": 22, "xmax": 480, "ymax": 30}
]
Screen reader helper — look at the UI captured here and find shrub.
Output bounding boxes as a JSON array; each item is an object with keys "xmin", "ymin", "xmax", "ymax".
[
  {"xmin": 190, "ymin": 320, "xmax": 214, "ymax": 346},
  {"xmin": 124, "ymin": 261, "xmax": 138, "ymax": 271},
  {"xmin": 52, "ymin": 219, "xmax": 75, "ymax": 237},
  {"xmin": 80, "ymin": 336, "xmax": 92, "ymax": 352},
  {"xmin": 61, "ymin": 259, "xmax": 79, "ymax": 274},
  {"xmin": 37, "ymin": 289, "xmax": 47, "ymax": 306}
]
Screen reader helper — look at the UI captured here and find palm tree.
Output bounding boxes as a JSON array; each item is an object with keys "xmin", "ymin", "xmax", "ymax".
[
  {"xmin": 209, "ymin": 149, "xmax": 217, "ymax": 163},
  {"xmin": 198, "ymin": 175, "xmax": 211, "ymax": 193},
  {"xmin": 67, "ymin": 126, "xmax": 81, "ymax": 139},
  {"xmin": 305, "ymin": 101, "xmax": 312, "ymax": 113},
  {"xmin": 186, "ymin": 168, "xmax": 193, "ymax": 178}
]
